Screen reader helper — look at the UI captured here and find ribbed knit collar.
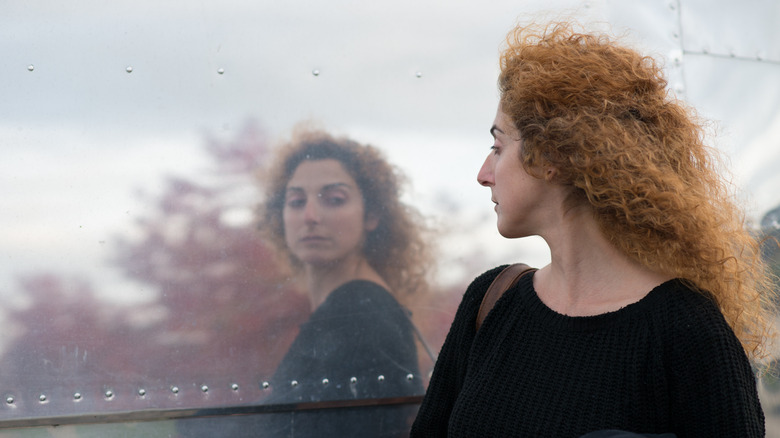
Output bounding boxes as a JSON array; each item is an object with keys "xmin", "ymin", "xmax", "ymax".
[{"xmin": 513, "ymin": 272, "xmax": 681, "ymax": 333}]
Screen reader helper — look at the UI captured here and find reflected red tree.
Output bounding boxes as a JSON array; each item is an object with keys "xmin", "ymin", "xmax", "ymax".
[
  {"xmin": 0, "ymin": 122, "xmax": 463, "ymax": 416},
  {"xmin": 0, "ymin": 122, "xmax": 310, "ymax": 412},
  {"xmin": 2, "ymin": 275, "xmax": 123, "ymax": 385},
  {"xmin": 111, "ymin": 122, "xmax": 310, "ymax": 382}
]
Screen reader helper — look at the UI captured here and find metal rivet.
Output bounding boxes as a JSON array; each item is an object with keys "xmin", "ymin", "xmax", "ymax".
[
  {"xmin": 39, "ymin": 394, "xmax": 47, "ymax": 402},
  {"xmin": 6, "ymin": 396, "xmax": 14, "ymax": 404},
  {"xmin": 262, "ymin": 381, "xmax": 270, "ymax": 389},
  {"xmin": 669, "ymin": 50, "xmax": 683, "ymax": 67},
  {"xmin": 201, "ymin": 385, "xmax": 209, "ymax": 393},
  {"xmin": 27, "ymin": 65, "xmax": 34, "ymax": 72},
  {"xmin": 171, "ymin": 386, "xmax": 180, "ymax": 394},
  {"xmin": 217, "ymin": 68, "xmax": 225, "ymax": 75},
  {"xmin": 231, "ymin": 383, "xmax": 239, "ymax": 391},
  {"xmin": 125, "ymin": 66, "xmax": 133, "ymax": 73},
  {"xmin": 415, "ymin": 71, "xmax": 422, "ymax": 78},
  {"xmin": 138, "ymin": 389, "xmax": 146, "ymax": 396},
  {"xmin": 406, "ymin": 374, "xmax": 414, "ymax": 381},
  {"xmin": 377, "ymin": 375, "xmax": 385, "ymax": 382},
  {"xmin": 290, "ymin": 380, "xmax": 298, "ymax": 387},
  {"xmin": 350, "ymin": 377, "xmax": 357, "ymax": 384},
  {"xmin": 74, "ymin": 393, "xmax": 82, "ymax": 400},
  {"xmin": 322, "ymin": 378, "xmax": 329, "ymax": 386},
  {"xmin": 105, "ymin": 390, "xmax": 114, "ymax": 399},
  {"xmin": 312, "ymin": 69, "xmax": 320, "ymax": 76}
]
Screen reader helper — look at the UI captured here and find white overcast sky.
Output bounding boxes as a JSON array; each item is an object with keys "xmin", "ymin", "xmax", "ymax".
[{"xmin": 1, "ymin": 0, "xmax": 779, "ymax": 304}]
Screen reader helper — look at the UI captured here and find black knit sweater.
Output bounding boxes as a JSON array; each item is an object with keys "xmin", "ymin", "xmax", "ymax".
[
  {"xmin": 271, "ymin": 280, "xmax": 422, "ymax": 402},
  {"xmin": 176, "ymin": 280, "xmax": 422, "ymax": 437},
  {"xmin": 265, "ymin": 280, "xmax": 423, "ymax": 437},
  {"xmin": 411, "ymin": 266, "xmax": 764, "ymax": 438}
]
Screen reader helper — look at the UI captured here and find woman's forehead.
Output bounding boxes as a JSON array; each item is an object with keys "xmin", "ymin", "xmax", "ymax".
[
  {"xmin": 286, "ymin": 159, "xmax": 357, "ymax": 190},
  {"xmin": 492, "ymin": 106, "xmax": 520, "ymax": 138}
]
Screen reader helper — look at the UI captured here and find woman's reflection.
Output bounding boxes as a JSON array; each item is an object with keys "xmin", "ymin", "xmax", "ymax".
[{"xmin": 256, "ymin": 129, "xmax": 430, "ymax": 436}]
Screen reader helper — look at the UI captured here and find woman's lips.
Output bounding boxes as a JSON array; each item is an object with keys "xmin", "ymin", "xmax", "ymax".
[{"xmin": 300, "ymin": 235, "xmax": 328, "ymax": 242}]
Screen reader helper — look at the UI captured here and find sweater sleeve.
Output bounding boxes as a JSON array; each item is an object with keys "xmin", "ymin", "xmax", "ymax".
[
  {"xmin": 410, "ymin": 267, "xmax": 505, "ymax": 437},
  {"xmin": 667, "ymin": 292, "xmax": 765, "ymax": 438}
]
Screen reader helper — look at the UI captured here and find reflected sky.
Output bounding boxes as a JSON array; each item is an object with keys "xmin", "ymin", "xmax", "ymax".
[{"xmin": 1, "ymin": 0, "xmax": 779, "ymax": 303}]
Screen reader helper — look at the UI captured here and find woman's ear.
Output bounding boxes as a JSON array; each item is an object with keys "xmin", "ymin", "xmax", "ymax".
[
  {"xmin": 365, "ymin": 212, "xmax": 379, "ymax": 232},
  {"xmin": 544, "ymin": 166, "xmax": 559, "ymax": 182}
]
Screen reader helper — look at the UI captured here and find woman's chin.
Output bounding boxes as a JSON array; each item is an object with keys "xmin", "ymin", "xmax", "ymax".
[
  {"xmin": 496, "ymin": 223, "xmax": 527, "ymax": 239},
  {"xmin": 296, "ymin": 253, "xmax": 339, "ymax": 268},
  {"xmin": 496, "ymin": 220, "xmax": 514, "ymax": 238}
]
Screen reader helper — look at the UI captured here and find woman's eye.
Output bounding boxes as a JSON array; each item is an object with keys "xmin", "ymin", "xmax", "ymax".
[
  {"xmin": 323, "ymin": 195, "xmax": 347, "ymax": 206},
  {"xmin": 286, "ymin": 198, "xmax": 305, "ymax": 208},
  {"xmin": 490, "ymin": 145, "xmax": 500, "ymax": 154}
]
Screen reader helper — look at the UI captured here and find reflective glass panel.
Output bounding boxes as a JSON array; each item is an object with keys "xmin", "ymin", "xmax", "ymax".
[{"xmin": 1, "ymin": 0, "xmax": 779, "ymax": 435}]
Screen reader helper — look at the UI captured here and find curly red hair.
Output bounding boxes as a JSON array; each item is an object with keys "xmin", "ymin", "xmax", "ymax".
[
  {"xmin": 257, "ymin": 128, "xmax": 431, "ymax": 304},
  {"xmin": 499, "ymin": 22, "xmax": 776, "ymax": 360}
]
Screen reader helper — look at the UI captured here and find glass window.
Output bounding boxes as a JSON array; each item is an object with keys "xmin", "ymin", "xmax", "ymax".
[{"xmin": 1, "ymin": 0, "xmax": 779, "ymax": 436}]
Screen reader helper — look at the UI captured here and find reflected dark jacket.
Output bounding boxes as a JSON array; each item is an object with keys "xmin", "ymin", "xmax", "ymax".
[
  {"xmin": 263, "ymin": 279, "xmax": 423, "ymax": 437},
  {"xmin": 176, "ymin": 280, "xmax": 422, "ymax": 437}
]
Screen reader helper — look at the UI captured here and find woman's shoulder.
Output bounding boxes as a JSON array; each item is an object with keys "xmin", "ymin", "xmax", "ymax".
[
  {"xmin": 650, "ymin": 279, "xmax": 724, "ymax": 322},
  {"xmin": 467, "ymin": 265, "xmax": 510, "ymax": 295},
  {"xmin": 650, "ymin": 280, "xmax": 743, "ymax": 354},
  {"xmin": 453, "ymin": 265, "xmax": 512, "ymax": 313},
  {"xmin": 473, "ymin": 265, "xmax": 511, "ymax": 285}
]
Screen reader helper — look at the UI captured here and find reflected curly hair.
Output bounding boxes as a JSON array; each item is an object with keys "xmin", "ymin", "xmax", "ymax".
[
  {"xmin": 499, "ymin": 22, "xmax": 776, "ymax": 359},
  {"xmin": 257, "ymin": 129, "xmax": 430, "ymax": 302}
]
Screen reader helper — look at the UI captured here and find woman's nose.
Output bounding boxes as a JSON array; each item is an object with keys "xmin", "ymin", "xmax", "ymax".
[
  {"xmin": 477, "ymin": 154, "xmax": 494, "ymax": 187},
  {"xmin": 303, "ymin": 201, "xmax": 321, "ymax": 223}
]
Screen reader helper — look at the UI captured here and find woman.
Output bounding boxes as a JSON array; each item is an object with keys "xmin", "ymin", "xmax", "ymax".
[
  {"xmin": 257, "ymin": 129, "xmax": 430, "ymax": 437},
  {"xmin": 411, "ymin": 22, "xmax": 776, "ymax": 437}
]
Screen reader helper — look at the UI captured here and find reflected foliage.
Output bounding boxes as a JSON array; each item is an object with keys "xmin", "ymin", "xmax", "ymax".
[
  {"xmin": 759, "ymin": 204, "xmax": 780, "ymax": 416},
  {"xmin": 111, "ymin": 122, "xmax": 309, "ymax": 383},
  {"xmin": 3, "ymin": 275, "xmax": 137, "ymax": 404},
  {"xmin": 0, "ymin": 122, "xmax": 463, "ymax": 419},
  {"xmin": 0, "ymin": 122, "xmax": 309, "ymax": 412}
]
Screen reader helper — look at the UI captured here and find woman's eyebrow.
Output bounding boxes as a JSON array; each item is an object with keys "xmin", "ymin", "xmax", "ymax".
[
  {"xmin": 490, "ymin": 125, "xmax": 505, "ymax": 138},
  {"xmin": 286, "ymin": 182, "xmax": 352, "ymax": 192},
  {"xmin": 322, "ymin": 182, "xmax": 352, "ymax": 191}
]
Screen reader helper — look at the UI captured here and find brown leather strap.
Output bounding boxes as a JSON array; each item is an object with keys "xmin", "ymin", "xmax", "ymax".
[{"xmin": 476, "ymin": 263, "xmax": 537, "ymax": 331}]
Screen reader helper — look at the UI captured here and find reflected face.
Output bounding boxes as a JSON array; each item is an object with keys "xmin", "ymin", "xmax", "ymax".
[
  {"xmin": 477, "ymin": 105, "xmax": 550, "ymax": 238},
  {"xmin": 283, "ymin": 159, "xmax": 376, "ymax": 267}
]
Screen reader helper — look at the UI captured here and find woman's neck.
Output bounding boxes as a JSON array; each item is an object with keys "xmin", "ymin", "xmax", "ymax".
[
  {"xmin": 303, "ymin": 255, "xmax": 387, "ymax": 311},
  {"xmin": 534, "ymin": 205, "xmax": 672, "ymax": 316}
]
